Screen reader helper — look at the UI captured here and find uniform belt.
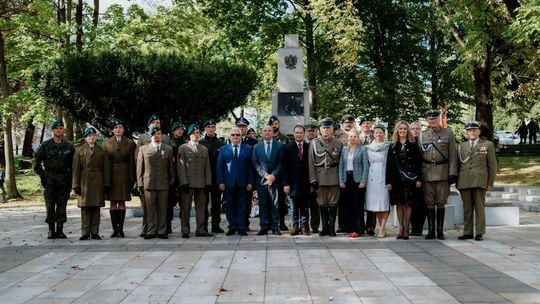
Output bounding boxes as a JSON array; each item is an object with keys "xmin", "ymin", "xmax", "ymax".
[
  {"xmin": 423, "ymin": 160, "xmax": 448, "ymax": 165},
  {"xmin": 315, "ymin": 163, "xmax": 338, "ymax": 168}
]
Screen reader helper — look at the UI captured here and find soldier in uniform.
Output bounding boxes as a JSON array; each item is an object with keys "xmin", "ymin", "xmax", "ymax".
[
  {"xmin": 305, "ymin": 123, "xmax": 320, "ymax": 233},
  {"xmin": 199, "ymin": 119, "xmax": 226, "ymax": 233},
  {"xmin": 339, "ymin": 115, "xmax": 355, "ymax": 145},
  {"xmin": 418, "ymin": 110, "xmax": 458, "ymax": 240},
  {"xmin": 177, "ymin": 124, "xmax": 213, "ymax": 238},
  {"xmin": 135, "ymin": 114, "xmax": 170, "ymax": 237},
  {"xmin": 268, "ymin": 115, "xmax": 289, "ymax": 231},
  {"xmin": 34, "ymin": 119, "xmax": 75, "ymax": 239},
  {"xmin": 457, "ymin": 121, "xmax": 497, "ymax": 241},
  {"xmin": 104, "ymin": 119, "xmax": 136, "ymax": 238},
  {"xmin": 166, "ymin": 120, "xmax": 186, "ymax": 233},
  {"xmin": 358, "ymin": 116, "xmax": 376, "ymax": 236},
  {"xmin": 308, "ymin": 118, "xmax": 343, "ymax": 237},
  {"xmin": 73, "ymin": 127, "xmax": 111, "ymax": 240},
  {"xmin": 136, "ymin": 126, "xmax": 175, "ymax": 239}
]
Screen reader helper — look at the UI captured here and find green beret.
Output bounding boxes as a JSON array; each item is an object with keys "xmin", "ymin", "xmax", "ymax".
[{"xmin": 50, "ymin": 119, "xmax": 64, "ymax": 130}]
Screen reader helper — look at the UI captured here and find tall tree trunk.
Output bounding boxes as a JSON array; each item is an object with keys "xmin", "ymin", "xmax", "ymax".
[
  {"xmin": 21, "ymin": 120, "xmax": 35, "ymax": 157},
  {"xmin": 503, "ymin": 0, "xmax": 520, "ymax": 20},
  {"xmin": 0, "ymin": 31, "xmax": 21, "ymax": 199},
  {"xmin": 63, "ymin": 111, "xmax": 74, "ymax": 141},
  {"xmin": 473, "ymin": 46, "xmax": 494, "ymax": 141},
  {"xmin": 429, "ymin": 18, "xmax": 439, "ymax": 109},
  {"xmin": 66, "ymin": 0, "xmax": 72, "ymax": 49},
  {"xmin": 93, "ymin": 0, "xmax": 99, "ymax": 27},
  {"xmin": 75, "ymin": 0, "xmax": 83, "ymax": 51},
  {"xmin": 303, "ymin": 1, "xmax": 317, "ymax": 117}
]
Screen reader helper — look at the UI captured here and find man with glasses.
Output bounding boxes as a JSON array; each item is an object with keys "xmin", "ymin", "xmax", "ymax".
[
  {"xmin": 418, "ymin": 110, "xmax": 458, "ymax": 240},
  {"xmin": 216, "ymin": 127, "xmax": 254, "ymax": 236}
]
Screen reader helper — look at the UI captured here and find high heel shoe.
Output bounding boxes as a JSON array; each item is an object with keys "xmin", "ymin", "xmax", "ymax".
[{"xmin": 377, "ymin": 230, "xmax": 386, "ymax": 238}]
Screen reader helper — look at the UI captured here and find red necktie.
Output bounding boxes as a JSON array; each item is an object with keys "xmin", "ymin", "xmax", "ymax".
[{"xmin": 298, "ymin": 143, "xmax": 303, "ymax": 161}]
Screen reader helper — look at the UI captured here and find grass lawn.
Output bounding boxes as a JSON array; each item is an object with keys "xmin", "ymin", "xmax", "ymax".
[{"xmin": 1, "ymin": 155, "xmax": 539, "ymax": 207}]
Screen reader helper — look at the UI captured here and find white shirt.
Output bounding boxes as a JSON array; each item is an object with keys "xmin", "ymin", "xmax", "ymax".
[{"xmin": 347, "ymin": 149, "xmax": 354, "ymax": 171}]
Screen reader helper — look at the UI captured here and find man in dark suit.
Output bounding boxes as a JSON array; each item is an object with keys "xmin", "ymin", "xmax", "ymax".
[
  {"xmin": 235, "ymin": 117, "xmax": 257, "ymax": 231},
  {"xmin": 216, "ymin": 127, "xmax": 254, "ymax": 236},
  {"xmin": 253, "ymin": 125, "xmax": 284, "ymax": 235},
  {"xmin": 282, "ymin": 125, "xmax": 311, "ymax": 235},
  {"xmin": 136, "ymin": 127, "xmax": 175, "ymax": 239}
]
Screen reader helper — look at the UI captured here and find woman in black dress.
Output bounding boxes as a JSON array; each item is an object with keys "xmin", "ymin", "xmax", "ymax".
[{"xmin": 386, "ymin": 121, "xmax": 422, "ymax": 239}]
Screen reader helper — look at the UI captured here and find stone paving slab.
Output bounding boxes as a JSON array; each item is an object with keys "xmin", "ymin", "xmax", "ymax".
[{"xmin": 1, "ymin": 206, "xmax": 540, "ymax": 303}]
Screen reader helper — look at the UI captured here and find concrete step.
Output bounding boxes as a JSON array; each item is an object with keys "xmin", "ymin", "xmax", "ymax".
[{"xmin": 448, "ymin": 191, "xmax": 520, "ymax": 226}]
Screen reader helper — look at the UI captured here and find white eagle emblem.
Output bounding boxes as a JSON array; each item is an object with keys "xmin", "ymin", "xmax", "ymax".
[{"xmin": 284, "ymin": 55, "xmax": 297, "ymax": 70}]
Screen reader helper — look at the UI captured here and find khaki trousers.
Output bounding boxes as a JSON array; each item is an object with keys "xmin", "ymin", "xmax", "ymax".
[
  {"xmin": 81, "ymin": 207, "xmax": 100, "ymax": 235},
  {"xmin": 181, "ymin": 188, "xmax": 208, "ymax": 235},
  {"xmin": 423, "ymin": 181, "xmax": 450, "ymax": 209},
  {"xmin": 145, "ymin": 190, "xmax": 169, "ymax": 235},
  {"xmin": 459, "ymin": 188, "xmax": 486, "ymax": 235}
]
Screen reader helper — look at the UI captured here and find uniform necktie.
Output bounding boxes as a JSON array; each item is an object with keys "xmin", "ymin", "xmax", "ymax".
[
  {"xmin": 470, "ymin": 140, "xmax": 475, "ymax": 149},
  {"xmin": 233, "ymin": 145, "xmax": 238, "ymax": 159},
  {"xmin": 193, "ymin": 143, "xmax": 198, "ymax": 152},
  {"xmin": 364, "ymin": 136, "xmax": 368, "ymax": 144},
  {"xmin": 298, "ymin": 143, "xmax": 303, "ymax": 161},
  {"xmin": 266, "ymin": 141, "xmax": 271, "ymax": 158},
  {"xmin": 155, "ymin": 145, "xmax": 160, "ymax": 153}
]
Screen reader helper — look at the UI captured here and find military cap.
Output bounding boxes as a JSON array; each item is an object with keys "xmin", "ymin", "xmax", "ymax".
[
  {"xmin": 187, "ymin": 124, "xmax": 199, "ymax": 135},
  {"xmin": 268, "ymin": 115, "xmax": 279, "ymax": 125},
  {"xmin": 373, "ymin": 124, "xmax": 386, "ymax": 133},
  {"xmin": 203, "ymin": 119, "xmax": 217, "ymax": 127},
  {"xmin": 111, "ymin": 118, "xmax": 124, "ymax": 128},
  {"xmin": 426, "ymin": 110, "xmax": 440, "ymax": 119},
  {"xmin": 320, "ymin": 118, "xmax": 333, "ymax": 127},
  {"xmin": 248, "ymin": 128, "xmax": 255, "ymax": 133},
  {"xmin": 341, "ymin": 114, "xmax": 355, "ymax": 123},
  {"xmin": 83, "ymin": 127, "xmax": 97, "ymax": 138},
  {"xmin": 359, "ymin": 116, "xmax": 371, "ymax": 125},
  {"xmin": 235, "ymin": 117, "xmax": 250, "ymax": 126},
  {"xmin": 305, "ymin": 123, "xmax": 317, "ymax": 131},
  {"xmin": 170, "ymin": 120, "xmax": 184, "ymax": 132},
  {"xmin": 147, "ymin": 114, "xmax": 159, "ymax": 127},
  {"xmin": 50, "ymin": 119, "xmax": 64, "ymax": 130},
  {"xmin": 149, "ymin": 126, "xmax": 161, "ymax": 136},
  {"xmin": 464, "ymin": 121, "xmax": 481, "ymax": 130}
]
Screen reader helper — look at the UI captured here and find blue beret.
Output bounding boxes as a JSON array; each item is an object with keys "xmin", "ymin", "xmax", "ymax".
[
  {"xmin": 83, "ymin": 127, "xmax": 97, "ymax": 137},
  {"xmin": 320, "ymin": 118, "xmax": 333, "ymax": 127},
  {"xmin": 203, "ymin": 119, "xmax": 217, "ymax": 127},
  {"xmin": 464, "ymin": 121, "xmax": 481, "ymax": 130},
  {"xmin": 235, "ymin": 117, "xmax": 250, "ymax": 126},
  {"xmin": 426, "ymin": 110, "xmax": 440, "ymax": 118},
  {"xmin": 50, "ymin": 119, "xmax": 64, "ymax": 130},
  {"xmin": 170, "ymin": 120, "xmax": 184, "ymax": 132},
  {"xmin": 111, "ymin": 119, "xmax": 124, "ymax": 128},
  {"xmin": 150, "ymin": 126, "xmax": 161, "ymax": 136},
  {"xmin": 147, "ymin": 114, "xmax": 159, "ymax": 127},
  {"xmin": 268, "ymin": 115, "xmax": 279, "ymax": 125},
  {"xmin": 187, "ymin": 124, "xmax": 199, "ymax": 135}
]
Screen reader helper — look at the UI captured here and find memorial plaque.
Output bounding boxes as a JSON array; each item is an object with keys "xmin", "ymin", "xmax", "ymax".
[{"xmin": 277, "ymin": 92, "xmax": 304, "ymax": 116}]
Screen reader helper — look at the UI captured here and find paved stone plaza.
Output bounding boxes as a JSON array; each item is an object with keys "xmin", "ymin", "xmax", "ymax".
[{"xmin": 0, "ymin": 203, "xmax": 539, "ymax": 303}]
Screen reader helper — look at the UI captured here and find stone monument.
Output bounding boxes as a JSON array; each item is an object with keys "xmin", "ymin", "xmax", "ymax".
[{"xmin": 272, "ymin": 34, "xmax": 311, "ymax": 135}]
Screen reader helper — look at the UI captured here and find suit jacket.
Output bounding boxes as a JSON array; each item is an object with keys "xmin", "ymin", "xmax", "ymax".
[
  {"xmin": 282, "ymin": 141, "xmax": 310, "ymax": 197},
  {"xmin": 252, "ymin": 140, "xmax": 284, "ymax": 186},
  {"xmin": 456, "ymin": 139, "xmax": 497, "ymax": 190},
  {"xmin": 177, "ymin": 142, "xmax": 212, "ymax": 188},
  {"xmin": 104, "ymin": 136, "xmax": 136, "ymax": 201},
  {"xmin": 216, "ymin": 144, "xmax": 254, "ymax": 187},
  {"xmin": 72, "ymin": 143, "xmax": 111, "ymax": 207},
  {"xmin": 339, "ymin": 145, "xmax": 369, "ymax": 185},
  {"xmin": 137, "ymin": 143, "xmax": 175, "ymax": 191}
]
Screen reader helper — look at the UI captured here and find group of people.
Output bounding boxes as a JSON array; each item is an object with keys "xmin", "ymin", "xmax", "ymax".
[
  {"xmin": 515, "ymin": 118, "xmax": 538, "ymax": 144},
  {"xmin": 34, "ymin": 109, "xmax": 497, "ymax": 242}
]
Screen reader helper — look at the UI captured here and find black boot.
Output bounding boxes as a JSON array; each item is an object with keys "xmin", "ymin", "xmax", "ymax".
[
  {"xmin": 56, "ymin": 222, "xmax": 67, "ymax": 239},
  {"xmin": 436, "ymin": 207, "xmax": 445, "ymax": 240},
  {"xmin": 279, "ymin": 216, "xmax": 288, "ymax": 231},
  {"xmin": 425, "ymin": 208, "xmax": 436, "ymax": 240},
  {"xmin": 328, "ymin": 206, "xmax": 337, "ymax": 237},
  {"xmin": 319, "ymin": 208, "xmax": 329, "ymax": 236},
  {"xmin": 118, "ymin": 210, "xmax": 126, "ymax": 237},
  {"xmin": 110, "ymin": 210, "xmax": 119, "ymax": 237},
  {"xmin": 47, "ymin": 223, "xmax": 56, "ymax": 239}
]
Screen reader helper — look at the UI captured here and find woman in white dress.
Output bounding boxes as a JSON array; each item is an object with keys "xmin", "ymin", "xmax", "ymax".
[{"xmin": 365, "ymin": 125, "xmax": 391, "ymax": 237}]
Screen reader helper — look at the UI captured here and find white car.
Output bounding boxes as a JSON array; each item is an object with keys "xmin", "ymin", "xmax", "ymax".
[{"xmin": 495, "ymin": 130, "xmax": 520, "ymax": 145}]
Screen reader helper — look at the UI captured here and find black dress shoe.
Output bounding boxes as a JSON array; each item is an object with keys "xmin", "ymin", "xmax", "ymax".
[
  {"xmin": 366, "ymin": 229, "xmax": 375, "ymax": 236},
  {"xmin": 139, "ymin": 232, "xmax": 146, "ymax": 238},
  {"xmin": 118, "ymin": 230, "xmax": 125, "ymax": 238},
  {"xmin": 158, "ymin": 234, "xmax": 168, "ymax": 239},
  {"xmin": 79, "ymin": 234, "xmax": 90, "ymax": 240},
  {"xmin": 226, "ymin": 230, "xmax": 236, "ymax": 236},
  {"xmin": 212, "ymin": 227, "xmax": 225, "ymax": 233},
  {"xmin": 91, "ymin": 234, "xmax": 102, "ymax": 240},
  {"xmin": 245, "ymin": 227, "xmax": 251, "ymax": 232},
  {"xmin": 111, "ymin": 231, "xmax": 119, "ymax": 238},
  {"xmin": 396, "ymin": 235, "xmax": 403, "ymax": 240},
  {"xmin": 196, "ymin": 233, "xmax": 214, "ymax": 237},
  {"xmin": 402, "ymin": 236, "xmax": 409, "ymax": 240},
  {"xmin": 47, "ymin": 231, "xmax": 56, "ymax": 239},
  {"xmin": 458, "ymin": 235, "xmax": 474, "ymax": 240},
  {"xmin": 475, "ymin": 234, "xmax": 483, "ymax": 241},
  {"xmin": 257, "ymin": 230, "xmax": 268, "ymax": 236},
  {"xmin": 182, "ymin": 233, "xmax": 189, "ymax": 239},
  {"xmin": 272, "ymin": 229, "xmax": 282, "ymax": 235},
  {"xmin": 144, "ymin": 234, "xmax": 155, "ymax": 239},
  {"xmin": 312, "ymin": 229, "xmax": 319, "ymax": 234},
  {"xmin": 238, "ymin": 230, "xmax": 248, "ymax": 236}
]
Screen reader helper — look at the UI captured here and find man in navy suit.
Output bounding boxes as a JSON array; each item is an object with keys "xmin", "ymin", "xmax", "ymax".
[
  {"xmin": 282, "ymin": 125, "xmax": 311, "ymax": 235},
  {"xmin": 253, "ymin": 125, "xmax": 284, "ymax": 235},
  {"xmin": 217, "ymin": 127, "xmax": 254, "ymax": 236}
]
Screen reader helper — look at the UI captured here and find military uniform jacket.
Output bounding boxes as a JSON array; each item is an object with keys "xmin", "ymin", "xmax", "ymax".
[
  {"xmin": 72, "ymin": 143, "xmax": 111, "ymax": 207},
  {"xmin": 34, "ymin": 138, "xmax": 75, "ymax": 185},
  {"xmin": 456, "ymin": 139, "xmax": 497, "ymax": 190},
  {"xmin": 135, "ymin": 132, "xmax": 171, "ymax": 162},
  {"xmin": 104, "ymin": 136, "xmax": 136, "ymax": 201},
  {"xmin": 177, "ymin": 143, "xmax": 212, "ymax": 188},
  {"xmin": 137, "ymin": 143, "xmax": 175, "ymax": 191},
  {"xmin": 418, "ymin": 127, "xmax": 458, "ymax": 182},
  {"xmin": 273, "ymin": 132, "xmax": 290, "ymax": 145},
  {"xmin": 199, "ymin": 135, "xmax": 225, "ymax": 184},
  {"xmin": 308, "ymin": 137, "xmax": 343, "ymax": 186}
]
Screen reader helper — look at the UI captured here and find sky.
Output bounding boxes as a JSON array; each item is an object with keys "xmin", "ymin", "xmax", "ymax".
[{"xmin": 100, "ymin": 0, "xmax": 173, "ymax": 13}]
